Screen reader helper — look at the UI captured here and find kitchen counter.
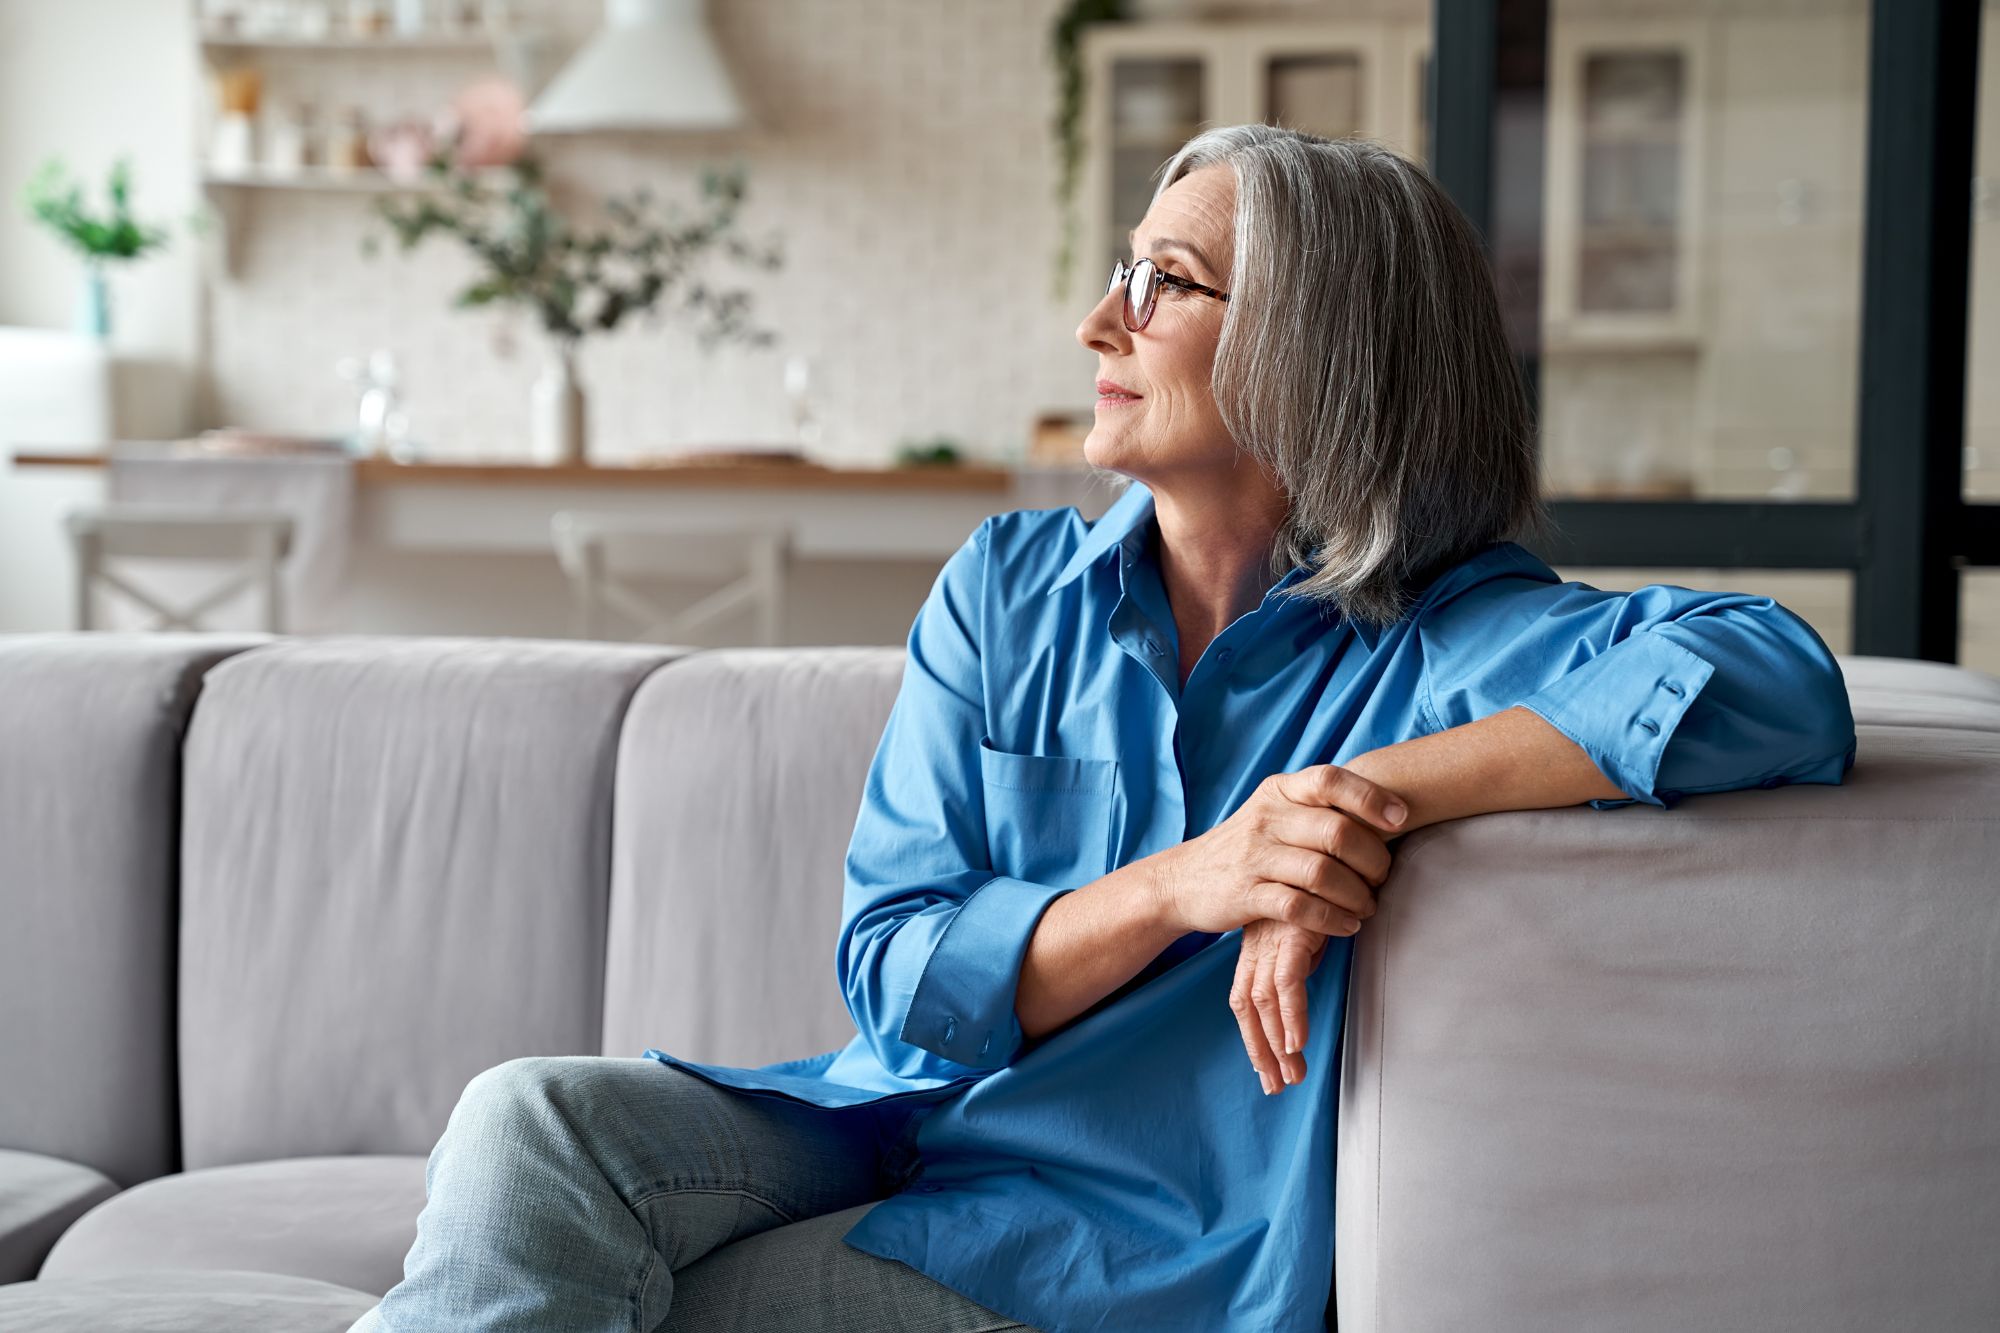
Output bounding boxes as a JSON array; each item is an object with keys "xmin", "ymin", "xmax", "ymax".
[{"xmin": 10, "ymin": 450, "xmax": 1016, "ymax": 493}]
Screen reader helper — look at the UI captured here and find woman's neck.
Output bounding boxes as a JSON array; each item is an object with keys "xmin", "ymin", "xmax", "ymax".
[{"xmin": 1148, "ymin": 477, "xmax": 1290, "ymax": 677}]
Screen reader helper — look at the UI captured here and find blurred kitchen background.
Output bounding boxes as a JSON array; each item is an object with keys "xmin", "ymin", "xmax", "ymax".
[{"xmin": 1, "ymin": 0, "xmax": 1994, "ymax": 669}]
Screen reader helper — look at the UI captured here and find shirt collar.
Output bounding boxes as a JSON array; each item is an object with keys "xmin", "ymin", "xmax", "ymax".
[
  {"xmin": 1046, "ymin": 480, "xmax": 1157, "ymax": 595},
  {"xmin": 1042, "ymin": 480, "xmax": 1537, "ymax": 650}
]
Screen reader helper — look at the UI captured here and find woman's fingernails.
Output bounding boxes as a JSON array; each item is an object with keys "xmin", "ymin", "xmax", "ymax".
[
  {"xmin": 1260, "ymin": 1072, "xmax": 1275, "ymax": 1095},
  {"xmin": 1385, "ymin": 801, "xmax": 1408, "ymax": 826}
]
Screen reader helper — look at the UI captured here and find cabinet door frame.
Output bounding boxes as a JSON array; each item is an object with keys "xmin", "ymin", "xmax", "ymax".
[
  {"xmin": 1077, "ymin": 19, "xmax": 1419, "ymax": 299},
  {"xmin": 1543, "ymin": 16, "xmax": 1711, "ymax": 351}
]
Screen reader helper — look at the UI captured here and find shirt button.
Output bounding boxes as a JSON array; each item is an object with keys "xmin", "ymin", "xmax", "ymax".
[
  {"xmin": 1217, "ymin": 647, "xmax": 1234, "ymax": 662},
  {"xmin": 943, "ymin": 1017, "xmax": 956, "ymax": 1042},
  {"xmin": 921, "ymin": 1183, "xmax": 941, "ymax": 1193},
  {"xmin": 1637, "ymin": 718, "xmax": 1660, "ymax": 735},
  {"xmin": 1663, "ymin": 682, "xmax": 1684, "ymax": 697},
  {"xmin": 1761, "ymin": 776, "xmax": 1785, "ymax": 789},
  {"xmin": 1144, "ymin": 638, "xmax": 1163, "ymax": 655}
]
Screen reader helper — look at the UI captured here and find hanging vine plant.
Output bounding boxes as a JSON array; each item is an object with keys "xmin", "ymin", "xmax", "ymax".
[{"xmin": 1049, "ymin": 0, "xmax": 1129, "ymax": 302}]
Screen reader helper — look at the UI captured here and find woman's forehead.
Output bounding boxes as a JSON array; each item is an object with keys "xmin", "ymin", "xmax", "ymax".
[{"xmin": 1133, "ymin": 166, "xmax": 1234, "ymax": 275}]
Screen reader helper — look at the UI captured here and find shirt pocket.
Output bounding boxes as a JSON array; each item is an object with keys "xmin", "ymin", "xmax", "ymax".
[{"xmin": 977, "ymin": 738, "xmax": 1120, "ymax": 888}]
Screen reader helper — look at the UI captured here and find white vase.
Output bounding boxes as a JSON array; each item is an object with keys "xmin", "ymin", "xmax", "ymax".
[{"xmin": 530, "ymin": 342, "xmax": 587, "ymax": 465}]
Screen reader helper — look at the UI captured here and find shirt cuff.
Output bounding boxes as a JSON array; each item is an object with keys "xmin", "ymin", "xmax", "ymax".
[
  {"xmin": 1511, "ymin": 632, "xmax": 1717, "ymax": 809},
  {"xmin": 899, "ymin": 874, "xmax": 1072, "ymax": 1069}
]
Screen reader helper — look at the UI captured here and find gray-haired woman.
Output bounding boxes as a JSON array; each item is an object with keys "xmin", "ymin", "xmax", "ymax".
[{"xmin": 355, "ymin": 125, "xmax": 1853, "ymax": 1332}]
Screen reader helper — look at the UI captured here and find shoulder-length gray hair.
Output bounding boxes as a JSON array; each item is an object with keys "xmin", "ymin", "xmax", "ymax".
[{"xmin": 1144, "ymin": 124, "xmax": 1549, "ymax": 629}]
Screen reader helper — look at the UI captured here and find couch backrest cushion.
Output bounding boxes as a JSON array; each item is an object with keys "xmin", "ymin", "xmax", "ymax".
[
  {"xmin": 177, "ymin": 636, "xmax": 678, "ymax": 1168},
  {"xmin": 0, "ymin": 633, "xmax": 265, "ymax": 1186},
  {"xmin": 1334, "ymin": 656, "xmax": 2000, "ymax": 1330},
  {"xmin": 601, "ymin": 647, "xmax": 903, "ymax": 1064}
]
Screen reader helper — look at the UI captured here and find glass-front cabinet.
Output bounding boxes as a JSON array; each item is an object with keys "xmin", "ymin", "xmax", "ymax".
[{"xmin": 1078, "ymin": 20, "xmax": 1430, "ymax": 290}]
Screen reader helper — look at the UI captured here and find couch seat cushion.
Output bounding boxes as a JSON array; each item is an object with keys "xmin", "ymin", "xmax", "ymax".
[
  {"xmin": 38, "ymin": 1155, "xmax": 423, "ymax": 1298},
  {"xmin": 0, "ymin": 1269, "xmax": 376, "ymax": 1331},
  {"xmin": 0, "ymin": 1149, "xmax": 119, "ymax": 1282}
]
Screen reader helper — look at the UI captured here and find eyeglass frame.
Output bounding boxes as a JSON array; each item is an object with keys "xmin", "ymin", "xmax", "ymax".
[{"xmin": 1106, "ymin": 256, "xmax": 1230, "ymax": 332}]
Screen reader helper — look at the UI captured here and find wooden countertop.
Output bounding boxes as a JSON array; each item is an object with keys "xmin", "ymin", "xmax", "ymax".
[{"xmin": 8, "ymin": 449, "xmax": 1016, "ymax": 493}]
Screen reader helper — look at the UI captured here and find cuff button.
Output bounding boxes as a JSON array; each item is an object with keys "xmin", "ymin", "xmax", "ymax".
[{"xmin": 1637, "ymin": 718, "xmax": 1660, "ymax": 734}]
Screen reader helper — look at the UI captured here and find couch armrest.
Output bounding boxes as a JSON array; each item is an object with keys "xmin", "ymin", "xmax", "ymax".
[{"xmin": 1336, "ymin": 713, "xmax": 2000, "ymax": 1330}]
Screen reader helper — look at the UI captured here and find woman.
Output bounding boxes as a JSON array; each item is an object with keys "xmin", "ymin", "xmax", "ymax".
[{"xmin": 356, "ymin": 126, "xmax": 1855, "ymax": 1332}]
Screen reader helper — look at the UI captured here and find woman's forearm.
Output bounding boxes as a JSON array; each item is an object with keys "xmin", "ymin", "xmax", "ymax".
[
  {"xmin": 1344, "ymin": 704, "xmax": 1629, "ymax": 833},
  {"xmin": 1015, "ymin": 856, "xmax": 1185, "ymax": 1044}
]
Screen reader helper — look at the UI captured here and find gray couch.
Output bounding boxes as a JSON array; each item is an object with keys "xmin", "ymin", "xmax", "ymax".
[{"xmin": 0, "ymin": 631, "xmax": 1995, "ymax": 1331}]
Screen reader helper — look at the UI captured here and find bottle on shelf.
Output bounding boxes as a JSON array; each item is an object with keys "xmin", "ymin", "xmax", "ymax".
[{"xmin": 327, "ymin": 107, "xmax": 373, "ymax": 172}]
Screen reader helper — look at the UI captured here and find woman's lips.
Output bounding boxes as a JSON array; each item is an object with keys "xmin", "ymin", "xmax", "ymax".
[{"xmin": 1095, "ymin": 392, "xmax": 1142, "ymax": 410}]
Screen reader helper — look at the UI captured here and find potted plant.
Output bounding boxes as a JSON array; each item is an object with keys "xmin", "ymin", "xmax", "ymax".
[
  {"xmin": 20, "ymin": 156, "xmax": 177, "ymax": 341},
  {"xmin": 363, "ymin": 151, "xmax": 782, "ymax": 466}
]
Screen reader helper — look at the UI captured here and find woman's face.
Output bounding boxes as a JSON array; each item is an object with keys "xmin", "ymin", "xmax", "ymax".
[{"xmin": 1075, "ymin": 163, "xmax": 1237, "ymax": 483}]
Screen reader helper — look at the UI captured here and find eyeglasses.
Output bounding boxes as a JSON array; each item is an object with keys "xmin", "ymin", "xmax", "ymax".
[{"xmin": 1106, "ymin": 257, "xmax": 1230, "ymax": 332}]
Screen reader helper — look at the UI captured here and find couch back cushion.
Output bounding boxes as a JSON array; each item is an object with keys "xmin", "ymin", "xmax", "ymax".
[
  {"xmin": 601, "ymin": 647, "xmax": 903, "ymax": 1064},
  {"xmin": 0, "ymin": 634, "xmax": 264, "ymax": 1186},
  {"xmin": 1334, "ymin": 654, "xmax": 2000, "ymax": 1331},
  {"xmin": 177, "ymin": 636, "xmax": 677, "ymax": 1168}
]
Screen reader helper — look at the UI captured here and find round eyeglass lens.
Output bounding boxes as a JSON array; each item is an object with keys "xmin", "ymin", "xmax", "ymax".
[{"xmin": 1123, "ymin": 259, "xmax": 1158, "ymax": 332}]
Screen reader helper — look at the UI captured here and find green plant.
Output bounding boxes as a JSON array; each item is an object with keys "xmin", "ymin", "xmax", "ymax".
[
  {"xmin": 895, "ymin": 437, "xmax": 963, "ymax": 467},
  {"xmin": 363, "ymin": 152, "xmax": 783, "ymax": 355},
  {"xmin": 20, "ymin": 157, "xmax": 173, "ymax": 264},
  {"xmin": 1049, "ymin": 0, "xmax": 1128, "ymax": 302}
]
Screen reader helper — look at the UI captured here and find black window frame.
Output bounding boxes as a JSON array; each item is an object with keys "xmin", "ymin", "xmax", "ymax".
[{"xmin": 1431, "ymin": 0, "xmax": 1992, "ymax": 662}]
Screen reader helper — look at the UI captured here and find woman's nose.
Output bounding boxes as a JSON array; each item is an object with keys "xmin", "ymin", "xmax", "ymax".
[{"xmin": 1076, "ymin": 283, "xmax": 1131, "ymax": 355}]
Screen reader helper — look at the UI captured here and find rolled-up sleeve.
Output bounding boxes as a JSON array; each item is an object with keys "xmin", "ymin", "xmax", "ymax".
[
  {"xmin": 834, "ymin": 519, "xmax": 1071, "ymax": 1079},
  {"xmin": 1420, "ymin": 580, "xmax": 1858, "ymax": 810}
]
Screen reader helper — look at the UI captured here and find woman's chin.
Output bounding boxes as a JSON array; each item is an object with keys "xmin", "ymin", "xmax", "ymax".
[{"xmin": 1082, "ymin": 426, "xmax": 1143, "ymax": 474}]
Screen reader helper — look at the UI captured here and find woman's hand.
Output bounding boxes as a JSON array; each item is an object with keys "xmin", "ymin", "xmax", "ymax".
[
  {"xmin": 1148, "ymin": 764, "xmax": 1406, "ymax": 1094},
  {"xmin": 1152, "ymin": 763, "xmax": 1405, "ymax": 938},
  {"xmin": 1234, "ymin": 917, "xmax": 1334, "ymax": 1094}
]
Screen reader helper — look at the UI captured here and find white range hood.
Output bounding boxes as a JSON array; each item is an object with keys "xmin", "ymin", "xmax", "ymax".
[{"xmin": 526, "ymin": 0, "xmax": 747, "ymax": 134}]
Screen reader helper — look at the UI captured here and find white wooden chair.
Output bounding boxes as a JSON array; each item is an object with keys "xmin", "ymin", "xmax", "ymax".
[
  {"xmin": 65, "ymin": 505, "xmax": 294, "ymax": 633},
  {"xmin": 550, "ymin": 512, "xmax": 792, "ymax": 647}
]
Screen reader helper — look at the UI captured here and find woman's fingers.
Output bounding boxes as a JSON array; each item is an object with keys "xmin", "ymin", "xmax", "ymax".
[
  {"xmin": 1229, "ymin": 928, "xmax": 1284, "ymax": 1095},
  {"xmin": 1270, "ymin": 926, "xmax": 1317, "ymax": 1075},
  {"xmin": 1273, "ymin": 763, "xmax": 1408, "ymax": 835},
  {"xmin": 1264, "ymin": 805, "xmax": 1392, "ymax": 890},
  {"xmin": 1251, "ymin": 938, "xmax": 1292, "ymax": 1085},
  {"xmin": 1266, "ymin": 879, "xmax": 1362, "ymax": 937}
]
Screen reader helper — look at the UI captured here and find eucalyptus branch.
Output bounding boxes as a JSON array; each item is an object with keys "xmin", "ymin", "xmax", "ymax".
[{"xmin": 362, "ymin": 152, "xmax": 782, "ymax": 352}]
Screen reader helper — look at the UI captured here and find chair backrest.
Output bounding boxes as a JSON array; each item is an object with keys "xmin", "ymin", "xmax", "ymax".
[
  {"xmin": 551, "ymin": 511, "xmax": 792, "ymax": 647},
  {"xmin": 66, "ymin": 505, "xmax": 295, "ymax": 634}
]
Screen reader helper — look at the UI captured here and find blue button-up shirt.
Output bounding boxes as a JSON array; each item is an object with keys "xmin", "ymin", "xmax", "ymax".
[{"xmin": 645, "ymin": 479, "xmax": 1857, "ymax": 1332}]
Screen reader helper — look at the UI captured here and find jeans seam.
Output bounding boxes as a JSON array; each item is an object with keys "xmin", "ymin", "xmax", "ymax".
[
  {"xmin": 626, "ymin": 1182, "xmax": 802, "ymax": 1227},
  {"xmin": 629, "ymin": 1246, "xmax": 657, "ymax": 1332}
]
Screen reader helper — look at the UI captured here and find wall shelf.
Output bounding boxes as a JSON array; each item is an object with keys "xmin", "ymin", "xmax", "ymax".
[
  {"xmin": 202, "ymin": 166, "xmax": 513, "ymax": 192},
  {"xmin": 198, "ymin": 31, "xmax": 498, "ymax": 53}
]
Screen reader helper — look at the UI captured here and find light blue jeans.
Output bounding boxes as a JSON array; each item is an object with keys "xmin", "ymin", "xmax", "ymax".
[{"xmin": 349, "ymin": 1056, "xmax": 1036, "ymax": 1332}]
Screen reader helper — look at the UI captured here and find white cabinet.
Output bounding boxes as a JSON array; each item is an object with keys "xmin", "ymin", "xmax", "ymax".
[
  {"xmin": 1076, "ymin": 20, "xmax": 1430, "ymax": 292},
  {"xmin": 1543, "ymin": 18, "xmax": 1710, "ymax": 349}
]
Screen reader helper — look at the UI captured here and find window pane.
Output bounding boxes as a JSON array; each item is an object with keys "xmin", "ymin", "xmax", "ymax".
[
  {"xmin": 1551, "ymin": 567, "xmax": 1853, "ymax": 657},
  {"xmin": 1266, "ymin": 54, "xmax": 1365, "ymax": 140},
  {"xmin": 1538, "ymin": 7, "xmax": 1869, "ymax": 502},
  {"xmin": 1963, "ymin": 572, "xmax": 2000, "ymax": 678},
  {"xmin": 1107, "ymin": 59, "xmax": 1205, "ymax": 277},
  {"xmin": 1967, "ymin": 1, "xmax": 1999, "ymax": 500}
]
